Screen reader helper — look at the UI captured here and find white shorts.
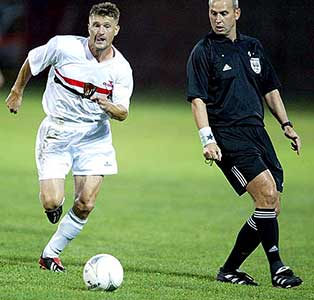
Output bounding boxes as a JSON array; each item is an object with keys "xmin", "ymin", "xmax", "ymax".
[{"xmin": 35, "ymin": 116, "xmax": 118, "ymax": 180}]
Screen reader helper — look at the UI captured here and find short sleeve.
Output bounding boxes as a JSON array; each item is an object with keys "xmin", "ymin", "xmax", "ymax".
[
  {"xmin": 186, "ymin": 41, "xmax": 211, "ymax": 103},
  {"xmin": 112, "ymin": 64, "xmax": 133, "ymax": 111},
  {"xmin": 28, "ymin": 36, "xmax": 59, "ymax": 76},
  {"xmin": 257, "ymin": 41, "xmax": 281, "ymax": 95}
]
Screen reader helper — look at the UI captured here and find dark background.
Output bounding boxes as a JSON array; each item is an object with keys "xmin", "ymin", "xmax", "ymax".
[{"xmin": 0, "ymin": 0, "xmax": 313, "ymax": 97}]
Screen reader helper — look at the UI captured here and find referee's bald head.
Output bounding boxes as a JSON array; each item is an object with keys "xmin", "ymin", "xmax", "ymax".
[{"xmin": 208, "ymin": 0, "xmax": 239, "ymax": 9}]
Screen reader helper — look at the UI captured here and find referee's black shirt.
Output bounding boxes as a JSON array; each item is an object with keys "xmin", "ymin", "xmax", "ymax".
[{"xmin": 187, "ymin": 31, "xmax": 281, "ymax": 127}]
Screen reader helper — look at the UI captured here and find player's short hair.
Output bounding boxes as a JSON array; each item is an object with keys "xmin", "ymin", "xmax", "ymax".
[
  {"xmin": 208, "ymin": 0, "xmax": 239, "ymax": 9},
  {"xmin": 89, "ymin": 2, "xmax": 120, "ymax": 22}
]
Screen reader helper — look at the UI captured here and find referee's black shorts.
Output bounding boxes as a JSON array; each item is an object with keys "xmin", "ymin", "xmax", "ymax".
[{"xmin": 212, "ymin": 126, "xmax": 283, "ymax": 196}]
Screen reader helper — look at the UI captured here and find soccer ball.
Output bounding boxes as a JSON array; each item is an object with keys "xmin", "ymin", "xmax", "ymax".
[{"xmin": 83, "ymin": 254, "xmax": 123, "ymax": 291}]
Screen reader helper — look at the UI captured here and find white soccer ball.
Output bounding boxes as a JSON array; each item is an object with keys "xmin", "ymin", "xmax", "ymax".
[{"xmin": 83, "ymin": 254, "xmax": 123, "ymax": 291}]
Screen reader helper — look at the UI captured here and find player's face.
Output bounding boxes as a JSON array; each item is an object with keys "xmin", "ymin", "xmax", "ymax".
[
  {"xmin": 209, "ymin": 0, "xmax": 241, "ymax": 40},
  {"xmin": 88, "ymin": 15, "xmax": 120, "ymax": 51}
]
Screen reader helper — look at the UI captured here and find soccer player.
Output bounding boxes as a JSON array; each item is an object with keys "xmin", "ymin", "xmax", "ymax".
[
  {"xmin": 5, "ymin": 2, "xmax": 133, "ymax": 272},
  {"xmin": 187, "ymin": 0, "xmax": 303, "ymax": 288}
]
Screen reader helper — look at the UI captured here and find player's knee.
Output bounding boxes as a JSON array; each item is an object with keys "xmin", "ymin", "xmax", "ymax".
[
  {"xmin": 40, "ymin": 191, "xmax": 64, "ymax": 210},
  {"xmin": 260, "ymin": 188, "xmax": 279, "ymax": 208},
  {"xmin": 74, "ymin": 196, "xmax": 95, "ymax": 216}
]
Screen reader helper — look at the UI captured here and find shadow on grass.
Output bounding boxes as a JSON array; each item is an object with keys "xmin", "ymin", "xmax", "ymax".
[
  {"xmin": 74, "ymin": 267, "xmax": 217, "ymax": 292},
  {"xmin": 2, "ymin": 255, "xmax": 215, "ymax": 282},
  {"xmin": 126, "ymin": 265, "xmax": 215, "ymax": 281}
]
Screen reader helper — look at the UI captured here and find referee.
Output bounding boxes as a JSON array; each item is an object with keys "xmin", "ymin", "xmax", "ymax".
[{"xmin": 187, "ymin": 0, "xmax": 303, "ymax": 288}]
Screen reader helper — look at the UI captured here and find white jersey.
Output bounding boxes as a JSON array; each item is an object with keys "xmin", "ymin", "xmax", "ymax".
[{"xmin": 28, "ymin": 35, "xmax": 133, "ymax": 123}]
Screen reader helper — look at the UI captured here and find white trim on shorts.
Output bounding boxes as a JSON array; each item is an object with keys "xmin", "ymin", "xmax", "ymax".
[{"xmin": 231, "ymin": 166, "xmax": 248, "ymax": 187}]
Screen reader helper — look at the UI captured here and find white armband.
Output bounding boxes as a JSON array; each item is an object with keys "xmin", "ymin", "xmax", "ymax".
[{"xmin": 199, "ymin": 126, "xmax": 216, "ymax": 147}]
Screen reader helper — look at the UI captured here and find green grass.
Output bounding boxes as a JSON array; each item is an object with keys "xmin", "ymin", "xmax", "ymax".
[{"xmin": 1, "ymin": 88, "xmax": 313, "ymax": 300}]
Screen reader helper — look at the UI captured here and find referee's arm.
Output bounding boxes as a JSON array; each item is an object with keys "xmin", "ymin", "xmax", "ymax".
[
  {"xmin": 191, "ymin": 98, "xmax": 222, "ymax": 162},
  {"xmin": 191, "ymin": 98, "xmax": 210, "ymax": 129},
  {"xmin": 264, "ymin": 89, "xmax": 301, "ymax": 155}
]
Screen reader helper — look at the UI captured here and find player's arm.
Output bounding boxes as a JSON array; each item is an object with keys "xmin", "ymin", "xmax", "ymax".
[
  {"xmin": 90, "ymin": 94, "xmax": 128, "ymax": 121},
  {"xmin": 5, "ymin": 58, "xmax": 32, "ymax": 114},
  {"xmin": 264, "ymin": 89, "xmax": 301, "ymax": 155},
  {"xmin": 191, "ymin": 98, "xmax": 222, "ymax": 161}
]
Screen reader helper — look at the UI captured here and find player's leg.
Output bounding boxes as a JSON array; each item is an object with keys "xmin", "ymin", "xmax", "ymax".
[
  {"xmin": 217, "ymin": 210, "xmax": 260, "ymax": 285},
  {"xmin": 35, "ymin": 118, "xmax": 76, "ymax": 271},
  {"xmin": 247, "ymin": 170, "xmax": 302, "ymax": 288},
  {"xmin": 41, "ymin": 175, "xmax": 103, "ymax": 271},
  {"xmin": 247, "ymin": 170, "xmax": 282, "ymax": 270},
  {"xmin": 39, "ymin": 179, "xmax": 67, "ymax": 271},
  {"xmin": 35, "ymin": 117, "xmax": 73, "ymax": 224},
  {"xmin": 218, "ymin": 213, "xmax": 260, "ymax": 271},
  {"xmin": 72, "ymin": 175, "xmax": 104, "ymax": 219},
  {"xmin": 213, "ymin": 165, "xmax": 261, "ymax": 284},
  {"xmin": 213, "ymin": 128, "xmax": 263, "ymax": 285},
  {"xmin": 40, "ymin": 179, "xmax": 65, "ymax": 224}
]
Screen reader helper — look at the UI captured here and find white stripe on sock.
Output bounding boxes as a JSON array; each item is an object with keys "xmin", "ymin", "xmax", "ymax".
[
  {"xmin": 68, "ymin": 208, "xmax": 87, "ymax": 225},
  {"xmin": 254, "ymin": 210, "xmax": 276, "ymax": 219}
]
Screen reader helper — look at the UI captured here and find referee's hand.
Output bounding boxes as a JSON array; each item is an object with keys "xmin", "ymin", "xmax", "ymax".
[
  {"xmin": 284, "ymin": 127, "xmax": 301, "ymax": 155},
  {"xmin": 203, "ymin": 143, "xmax": 222, "ymax": 162}
]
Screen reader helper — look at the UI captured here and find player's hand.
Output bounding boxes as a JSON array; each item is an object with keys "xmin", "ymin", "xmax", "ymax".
[
  {"xmin": 5, "ymin": 89, "xmax": 23, "ymax": 114},
  {"xmin": 90, "ymin": 94, "xmax": 111, "ymax": 111},
  {"xmin": 283, "ymin": 126, "xmax": 301, "ymax": 155},
  {"xmin": 203, "ymin": 142, "xmax": 222, "ymax": 162},
  {"xmin": 90, "ymin": 94, "xmax": 110, "ymax": 103},
  {"xmin": 90, "ymin": 94, "xmax": 128, "ymax": 121}
]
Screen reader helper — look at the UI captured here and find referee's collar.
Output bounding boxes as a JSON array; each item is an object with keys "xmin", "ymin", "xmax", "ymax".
[{"xmin": 207, "ymin": 30, "xmax": 244, "ymax": 43}]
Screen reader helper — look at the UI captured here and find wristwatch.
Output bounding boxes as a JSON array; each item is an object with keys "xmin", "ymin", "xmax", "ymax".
[{"xmin": 281, "ymin": 121, "xmax": 293, "ymax": 130}]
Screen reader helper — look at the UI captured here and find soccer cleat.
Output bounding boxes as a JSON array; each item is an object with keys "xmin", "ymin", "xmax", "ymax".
[
  {"xmin": 272, "ymin": 266, "xmax": 303, "ymax": 288},
  {"xmin": 39, "ymin": 256, "xmax": 66, "ymax": 272},
  {"xmin": 217, "ymin": 267, "xmax": 259, "ymax": 286},
  {"xmin": 45, "ymin": 205, "xmax": 63, "ymax": 224}
]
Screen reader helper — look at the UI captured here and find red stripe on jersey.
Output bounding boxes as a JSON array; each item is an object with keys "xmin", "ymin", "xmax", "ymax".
[{"xmin": 55, "ymin": 69, "xmax": 111, "ymax": 95}]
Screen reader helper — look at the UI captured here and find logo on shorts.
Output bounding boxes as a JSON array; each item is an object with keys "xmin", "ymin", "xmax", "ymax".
[
  {"xmin": 250, "ymin": 58, "xmax": 261, "ymax": 74},
  {"xmin": 83, "ymin": 83, "xmax": 97, "ymax": 98},
  {"xmin": 268, "ymin": 245, "xmax": 279, "ymax": 253},
  {"xmin": 104, "ymin": 161, "xmax": 112, "ymax": 167}
]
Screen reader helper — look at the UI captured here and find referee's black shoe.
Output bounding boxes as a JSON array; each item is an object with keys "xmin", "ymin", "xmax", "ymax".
[
  {"xmin": 272, "ymin": 266, "xmax": 303, "ymax": 288},
  {"xmin": 216, "ymin": 267, "xmax": 258, "ymax": 286},
  {"xmin": 45, "ymin": 205, "xmax": 63, "ymax": 224}
]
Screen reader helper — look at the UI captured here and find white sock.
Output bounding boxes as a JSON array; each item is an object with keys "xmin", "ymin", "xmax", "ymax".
[{"xmin": 42, "ymin": 208, "xmax": 87, "ymax": 258}]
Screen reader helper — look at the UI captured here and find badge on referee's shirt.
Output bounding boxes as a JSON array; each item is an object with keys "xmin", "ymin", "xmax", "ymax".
[{"xmin": 250, "ymin": 58, "xmax": 261, "ymax": 74}]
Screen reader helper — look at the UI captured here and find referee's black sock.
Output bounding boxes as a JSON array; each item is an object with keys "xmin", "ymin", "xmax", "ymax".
[
  {"xmin": 222, "ymin": 215, "xmax": 260, "ymax": 272},
  {"xmin": 254, "ymin": 208, "xmax": 284, "ymax": 275}
]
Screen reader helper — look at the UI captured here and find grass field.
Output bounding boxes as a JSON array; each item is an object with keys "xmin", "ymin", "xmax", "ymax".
[{"xmin": 1, "ymin": 88, "xmax": 313, "ymax": 300}]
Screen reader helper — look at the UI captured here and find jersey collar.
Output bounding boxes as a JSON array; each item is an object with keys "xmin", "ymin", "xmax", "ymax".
[
  {"xmin": 207, "ymin": 30, "xmax": 244, "ymax": 43},
  {"xmin": 85, "ymin": 38, "xmax": 117, "ymax": 63}
]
